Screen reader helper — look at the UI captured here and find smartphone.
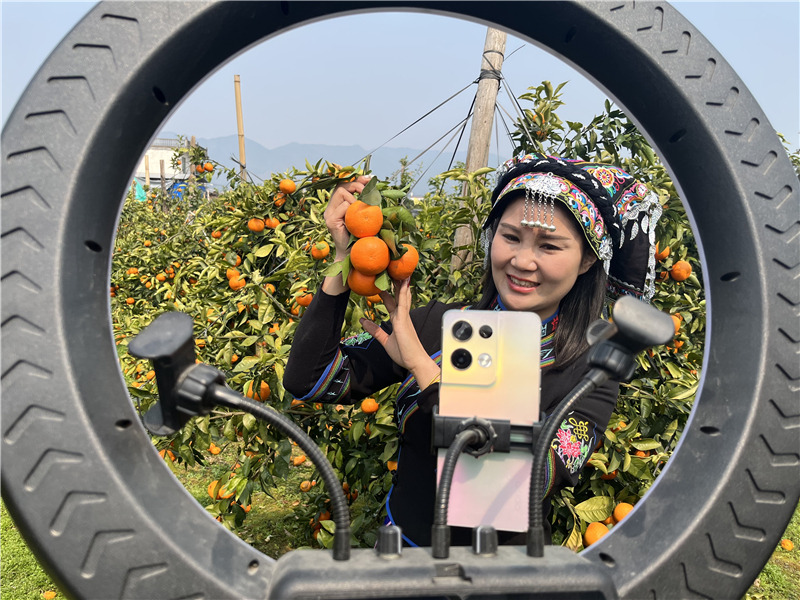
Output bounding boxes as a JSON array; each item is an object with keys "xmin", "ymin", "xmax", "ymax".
[{"xmin": 437, "ymin": 309, "xmax": 542, "ymax": 533}]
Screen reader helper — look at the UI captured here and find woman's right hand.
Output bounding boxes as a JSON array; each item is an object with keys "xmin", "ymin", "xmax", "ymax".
[{"xmin": 323, "ymin": 175, "xmax": 373, "ymax": 257}]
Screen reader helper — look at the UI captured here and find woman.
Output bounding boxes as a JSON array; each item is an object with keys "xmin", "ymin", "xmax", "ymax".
[{"xmin": 283, "ymin": 153, "xmax": 662, "ymax": 547}]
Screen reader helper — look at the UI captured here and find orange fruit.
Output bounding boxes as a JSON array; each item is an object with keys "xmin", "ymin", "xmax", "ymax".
[
  {"xmin": 212, "ymin": 231, "xmax": 222, "ymax": 239},
  {"xmin": 583, "ymin": 522, "xmax": 609, "ymax": 547},
  {"xmin": 229, "ymin": 275, "xmax": 246, "ymax": 291},
  {"xmin": 671, "ymin": 315, "xmax": 681, "ymax": 335},
  {"xmin": 601, "ymin": 515, "xmax": 615, "ymax": 525},
  {"xmin": 196, "ymin": 165, "xmax": 204, "ymax": 174},
  {"xmin": 265, "ymin": 283, "xmax": 276, "ymax": 294},
  {"xmin": 361, "ymin": 398, "xmax": 379, "ymax": 414},
  {"xmin": 634, "ymin": 450, "xmax": 650, "ymax": 458},
  {"xmin": 311, "ymin": 241, "xmax": 330, "ymax": 260},
  {"xmin": 156, "ymin": 273, "xmax": 166, "ymax": 282},
  {"xmin": 655, "ymin": 242, "xmax": 670, "ymax": 261},
  {"xmin": 265, "ymin": 217, "xmax": 280, "ymax": 229},
  {"xmin": 611, "ymin": 421, "xmax": 626, "ymax": 433},
  {"xmin": 209, "ymin": 442, "xmax": 221, "ymax": 455},
  {"xmin": 279, "ymin": 179, "xmax": 296, "ymax": 194},
  {"xmin": 300, "ymin": 480, "xmax": 312, "ymax": 492},
  {"xmin": 351, "ymin": 237, "xmax": 390, "ymax": 276},
  {"xmin": 247, "ymin": 218, "xmax": 265, "ymax": 233},
  {"xmin": 208, "ymin": 480, "xmax": 234, "ymax": 499},
  {"xmin": 274, "ymin": 194, "xmax": 286, "ymax": 208},
  {"xmin": 126, "ymin": 297, "xmax": 135, "ymax": 305},
  {"xmin": 342, "ymin": 482, "xmax": 350, "ymax": 493},
  {"xmin": 43, "ymin": 592, "xmax": 57, "ymax": 600},
  {"xmin": 144, "ymin": 240, "xmax": 152, "ymax": 247},
  {"xmin": 670, "ymin": 260, "xmax": 692, "ymax": 281},
  {"xmin": 146, "ymin": 370, "xmax": 155, "ymax": 380},
  {"xmin": 245, "ymin": 381, "xmax": 270, "ymax": 401},
  {"xmin": 366, "ymin": 293, "xmax": 383, "ymax": 304},
  {"xmin": 226, "ymin": 268, "xmax": 240, "ymax": 280},
  {"xmin": 290, "ymin": 303, "xmax": 301, "ymax": 316},
  {"xmin": 347, "ymin": 269, "xmax": 380, "ymax": 296},
  {"xmin": 158, "ymin": 449, "xmax": 176, "ymax": 461},
  {"xmin": 204, "ymin": 162, "xmax": 214, "ymax": 172},
  {"xmin": 387, "ymin": 244, "xmax": 419, "ymax": 280},
  {"xmin": 297, "ymin": 291, "xmax": 313, "ymax": 307},
  {"xmin": 344, "ymin": 201, "xmax": 383, "ymax": 238},
  {"xmin": 781, "ymin": 539, "xmax": 794, "ymax": 551},
  {"xmin": 600, "ymin": 470, "xmax": 618, "ymax": 480},
  {"xmin": 613, "ymin": 502, "xmax": 634, "ymax": 522},
  {"xmin": 292, "ymin": 455, "xmax": 306, "ymax": 466},
  {"xmin": 231, "ymin": 354, "xmax": 239, "ymax": 363}
]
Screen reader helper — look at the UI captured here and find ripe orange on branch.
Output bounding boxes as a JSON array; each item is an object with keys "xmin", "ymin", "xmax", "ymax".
[
  {"xmin": 670, "ymin": 260, "xmax": 692, "ymax": 281},
  {"xmin": 229, "ymin": 275, "xmax": 246, "ymax": 291},
  {"xmin": 655, "ymin": 242, "xmax": 670, "ymax": 261},
  {"xmin": 583, "ymin": 522, "xmax": 609, "ymax": 547},
  {"xmin": 311, "ymin": 241, "xmax": 330, "ymax": 260},
  {"xmin": 279, "ymin": 179, "xmax": 296, "ymax": 194},
  {"xmin": 208, "ymin": 480, "xmax": 235, "ymax": 500},
  {"xmin": 297, "ymin": 289, "xmax": 313, "ymax": 307},
  {"xmin": 345, "ymin": 201, "xmax": 383, "ymax": 238},
  {"xmin": 351, "ymin": 237, "xmax": 390, "ymax": 275},
  {"xmin": 247, "ymin": 218, "xmax": 265, "ymax": 233},
  {"xmin": 245, "ymin": 381, "xmax": 271, "ymax": 401},
  {"xmin": 613, "ymin": 502, "xmax": 634, "ymax": 522},
  {"xmin": 361, "ymin": 398, "xmax": 379, "ymax": 414},
  {"xmin": 347, "ymin": 269, "xmax": 380, "ymax": 296},
  {"xmin": 387, "ymin": 244, "xmax": 419, "ymax": 280}
]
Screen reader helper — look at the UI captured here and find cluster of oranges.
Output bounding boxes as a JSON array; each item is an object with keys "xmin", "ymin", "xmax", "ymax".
[
  {"xmin": 583, "ymin": 501, "xmax": 635, "ymax": 547},
  {"xmin": 655, "ymin": 243, "xmax": 693, "ymax": 282},
  {"xmin": 344, "ymin": 200, "xmax": 419, "ymax": 296},
  {"xmin": 194, "ymin": 162, "xmax": 214, "ymax": 174}
]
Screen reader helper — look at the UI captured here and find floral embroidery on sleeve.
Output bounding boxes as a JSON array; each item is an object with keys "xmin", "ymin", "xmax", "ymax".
[{"xmin": 551, "ymin": 415, "xmax": 595, "ymax": 474}]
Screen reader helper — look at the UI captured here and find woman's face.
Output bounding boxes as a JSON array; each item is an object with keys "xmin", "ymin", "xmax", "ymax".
[{"xmin": 491, "ymin": 195, "xmax": 597, "ymax": 319}]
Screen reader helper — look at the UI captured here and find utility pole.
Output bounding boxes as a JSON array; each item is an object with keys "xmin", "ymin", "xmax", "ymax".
[
  {"xmin": 451, "ymin": 27, "xmax": 506, "ymax": 272},
  {"xmin": 234, "ymin": 75, "xmax": 247, "ymax": 180},
  {"xmin": 159, "ymin": 159, "xmax": 168, "ymax": 213}
]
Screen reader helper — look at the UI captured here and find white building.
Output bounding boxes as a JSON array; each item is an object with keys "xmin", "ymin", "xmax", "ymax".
[{"xmin": 133, "ymin": 138, "xmax": 196, "ymax": 186}]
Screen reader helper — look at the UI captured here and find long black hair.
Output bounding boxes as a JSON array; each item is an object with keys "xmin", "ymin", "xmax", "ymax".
[{"xmin": 472, "ymin": 206, "xmax": 607, "ymax": 371}]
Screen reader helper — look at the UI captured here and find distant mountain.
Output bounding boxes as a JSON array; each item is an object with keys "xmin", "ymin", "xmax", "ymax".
[{"xmin": 158, "ymin": 131, "xmax": 501, "ymax": 195}]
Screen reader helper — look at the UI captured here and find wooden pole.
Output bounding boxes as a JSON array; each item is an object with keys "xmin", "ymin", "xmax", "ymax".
[
  {"xmin": 234, "ymin": 75, "xmax": 247, "ymax": 180},
  {"xmin": 188, "ymin": 136, "xmax": 196, "ymax": 184},
  {"xmin": 160, "ymin": 159, "xmax": 168, "ymax": 213},
  {"xmin": 144, "ymin": 154, "xmax": 150, "ymax": 188},
  {"xmin": 451, "ymin": 27, "xmax": 506, "ymax": 272}
]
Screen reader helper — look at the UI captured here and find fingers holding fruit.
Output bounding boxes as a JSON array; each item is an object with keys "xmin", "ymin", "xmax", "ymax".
[{"xmin": 324, "ymin": 175, "xmax": 373, "ymax": 254}]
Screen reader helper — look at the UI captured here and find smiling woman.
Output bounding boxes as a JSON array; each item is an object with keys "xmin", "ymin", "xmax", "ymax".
[{"xmin": 283, "ymin": 152, "xmax": 661, "ymax": 547}]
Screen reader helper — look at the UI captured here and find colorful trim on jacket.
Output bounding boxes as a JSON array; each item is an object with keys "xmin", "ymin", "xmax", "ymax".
[
  {"xmin": 397, "ymin": 351, "xmax": 442, "ymax": 434},
  {"xmin": 294, "ymin": 348, "xmax": 350, "ymax": 402}
]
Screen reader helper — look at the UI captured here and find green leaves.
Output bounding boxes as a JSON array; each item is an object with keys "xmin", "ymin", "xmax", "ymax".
[
  {"xmin": 574, "ymin": 496, "xmax": 613, "ymax": 523},
  {"xmin": 359, "ymin": 177, "xmax": 381, "ymax": 206}
]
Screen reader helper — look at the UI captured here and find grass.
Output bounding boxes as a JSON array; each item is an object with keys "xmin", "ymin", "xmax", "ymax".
[{"xmin": 2, "ymin": 450, "xmax": 798, "ymax": 600}]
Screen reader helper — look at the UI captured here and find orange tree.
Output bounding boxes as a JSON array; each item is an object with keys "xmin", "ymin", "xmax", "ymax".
[{"xmin": 112, "ymin": 155, "xmax": 420, "ymax": 546}]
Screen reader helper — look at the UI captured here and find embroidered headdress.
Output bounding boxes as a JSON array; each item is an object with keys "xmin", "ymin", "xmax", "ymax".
[{"xmin": 481, "ymin": 153, "xmax": 662, "ymax": 302}]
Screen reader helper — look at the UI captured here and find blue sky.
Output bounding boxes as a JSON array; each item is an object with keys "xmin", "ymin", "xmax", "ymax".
[{"xmin": 2, "ymin": 1, "xmax": 798, "ymax": 162}]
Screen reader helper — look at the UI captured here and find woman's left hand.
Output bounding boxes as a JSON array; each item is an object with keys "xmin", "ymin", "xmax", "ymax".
[{"xmin": 359, "ymin": 278, "xmax": 434, "ymax": 379}]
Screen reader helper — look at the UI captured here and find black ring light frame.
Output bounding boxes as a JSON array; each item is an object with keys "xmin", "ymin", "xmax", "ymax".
[{"xmin": 2, "ymin": 2, "xmax": 797, "ymax": 599}]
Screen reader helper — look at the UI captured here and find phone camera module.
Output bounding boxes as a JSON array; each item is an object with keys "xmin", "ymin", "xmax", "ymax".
[
  {"xmin": 479, "ymin": 325, "xmax": 493, "ymax": 339},
  {"xmin": 451, "ymin": 349, "xmax": 472, "ymax": 370},
  {"xmin": 452, "ymin": 321, "xmax": 473, "ymax": 341}
]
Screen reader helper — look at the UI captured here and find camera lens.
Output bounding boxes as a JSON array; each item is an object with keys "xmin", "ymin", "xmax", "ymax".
[
  {"xmin": 479, "ymin": 325, "xmax": 493, "ymax": 339},
  {"xmin": 452, "ymin": 321, "xmax": 473, "ymax": 341},
  {"xmin": 451, "ymin": 349, "xmax": 472, "ymax": 370}
]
